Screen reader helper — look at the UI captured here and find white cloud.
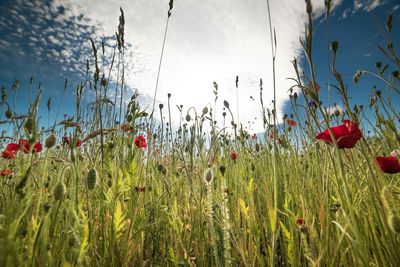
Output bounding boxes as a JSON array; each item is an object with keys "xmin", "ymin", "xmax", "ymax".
[
  {"xmin": 354, "ymin": 0, "xmax": 386, "ymax": 12},
  {"xmin": 326, "ymin": 105, "xmax": 344, "ymax": 116},
  {"xmin": 45, "ymin": 0, "xmax": 347, "ymax": 131}
]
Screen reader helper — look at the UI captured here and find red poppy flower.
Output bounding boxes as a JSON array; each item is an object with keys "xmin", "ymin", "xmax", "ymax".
[
  {"xmin": 230, "ymin": 151, "xmax": 238, "ymax": 160},
  {"xmin": 295, "ymin": 217, "xmax": 305, "ymax": 226},
  {"xmin": 0, "ymin": 169, "xmax": 13, "ymax": 176},
  {"xmin": 63, "ymin": 136, "xmax": 82, "ymax": 147},
  {"xmin": 316, "ymin": 120, "xmax": 362, "ymax": 149},
  {"xmin": 287, "ymin": 119, "xmax": 297, "ymax": 127},
  {"xmin": 2, "ymin": 150, "xmax": 15, "ymax": 159},
  {"xmin": 134, "ymin": 135, "xmax": 147, "ymax": 148},
  {"xmin": 120, "ymin": 123, "xmax": 131, "ymax": 132},
  {"xmin": 376, "ymin": 156, "xmax": 400, "ymax": 174},
  {"xmin": 18, "ymin": 139, "xmax": 42, "ymax": 153},
  {"xmin": 6, "ymin": 143, "xmax": 20, "ymax": 152},
  {"xmin": 251, "ymin": 133, "xmax": 257, "ymax": 140}
]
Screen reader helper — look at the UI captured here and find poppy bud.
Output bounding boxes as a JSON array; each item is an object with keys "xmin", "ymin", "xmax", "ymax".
[
  {"xmin": 101, "ymin": 79, "xmax": 107, "ymax": 87},
  {"xmin": 223, "ymin": 100, "xmax": 230, "ymax": 109},
  {"xmin": 43, "ymin": 202, "xmax": 51, "ymax": 213},
  {"xmin": 127, "ymin": 114, "xmax": 133, "ymax": 122},
  {"xmin": 255, "ymin": 143, "xmax": 260, "ymax": 152},
  {"xmin": 204, "ymin": 168, "xmax": 213, "ymax": 184},
  {"xmin": 219, "ymin": 165, "xmax": 226, "ymax": 176},
  {"xmin": 53, "ymin": 181, "xmax": 66, "ymax": 200},
  {"xmin": 185, "ymin": 114, "xmax": 191, "ymax": 122},
  {"xmin": 68, "ymin": 235, "xmax": 78, "ymax": 248},
  {"xmin": 5, "ymin": 107, "xmax": 12, "ymax": 119},
  {"xmin": 159, "ymin": 104, "xmax": 164, "ymax": 110},
  {"xmin": 388, "ymin": 214, "xmax": 400, "ymax": 234},
  {"xmin": 331, "ymin": 41, "xmax": 339, "ymax": 53},
  {"xmin": 157, "ymin": 164, "xmax": 164, "ymax": 173},
  {"xmin": 45, "ymin": 133, "xmax": 57, "ymax": 148},
  {"xmin": 86, "ymin": 168, "xmax": 98, "ymax": 190},
  {"xmin": 202, "ymin": 106, "xmax": 208, "ymax": 115}
]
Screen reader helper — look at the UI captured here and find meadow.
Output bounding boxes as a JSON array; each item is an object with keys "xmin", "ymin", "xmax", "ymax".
[{"xmin": 0, "ymin": 1, "xmax": 400, "ymax": 266}]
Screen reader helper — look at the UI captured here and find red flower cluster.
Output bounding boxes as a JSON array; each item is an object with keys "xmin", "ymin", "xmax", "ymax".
[
  {"xmin": 316, "ymin": 120, "xmax": 362, "ymax": 149},
  {"xmin": 376, "ymin": 156, "xmax": 400, "ymax": 174},
  {"xmin": 230, "ymin": 151, "xmax": 238, "ymax": 160},
  {"xmin": 63, "ymin": 136, "xmax": 82, "ymax": 147},
  {"xmin": 134, "ymin": 136, "xmax": 147, "ymax": 148},
  {"xmin": 2, "ymin": 139, "xmax": 42, "ymax": 159}
]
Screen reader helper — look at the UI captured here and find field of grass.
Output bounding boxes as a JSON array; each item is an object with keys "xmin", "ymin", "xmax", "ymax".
[{"xmin": 0, "ymin": 1, "xmax": 399, "ymax": 266}]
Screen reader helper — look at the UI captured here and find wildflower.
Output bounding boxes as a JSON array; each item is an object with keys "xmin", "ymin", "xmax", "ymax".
[
  {"xmin": 376, "ymin": 156, "xmax": 400, "ymax": 174},
  {"xmin": 134, "ymin": 135, "xmax": 147, "ymax": 148},
  {"xmin": 251, "ymin": 133, "xmax": 257, "ymax": 140},
  {"xmin": 120, "ymin": 123, "xmax": 131, "ymax": 132},
  {"xmin": 316, "ymin": 120, "xmax": 362, "ymax": 149},
  {"xmin": 63, "ymin": 136, "xmax": 82, "ymax": 147},
  {"xmin": 295, "ymin": 217, "xmax": 305, "ymax": 227},
  {"xmin": 135, "ymin": 186, "xmax": 145, "ymax": 193},
  {"xmin": 6, "ymin": 143, "xmax": 20, "ymax": 152},
  {"xmin": 2, "ymin": 150, "xmax": 15, "ymax": 159},
  {"xmin": 18, "ymin": 139, "xmax": 42, "ymax": 153},
  {"xmin": 287, "ymin": 119, "xmax": 297, "ymax": 127},
  {"xmin": 230, "ymin": 151, "xmax": 238, "ymax": 160},
  {"xmin": 0, "ymin": 169, "xmax": 13, "ymax": 176}
]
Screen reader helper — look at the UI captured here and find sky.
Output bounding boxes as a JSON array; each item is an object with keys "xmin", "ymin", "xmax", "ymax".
[{"xmin": 0, "ymin": 0, "xmax": 399, "ymax": 134}]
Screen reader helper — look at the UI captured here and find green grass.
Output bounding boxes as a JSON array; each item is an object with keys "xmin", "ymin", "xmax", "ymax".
[{"xmin": 0, "ymin": 1, "xmax": 399, "ymax": 266}]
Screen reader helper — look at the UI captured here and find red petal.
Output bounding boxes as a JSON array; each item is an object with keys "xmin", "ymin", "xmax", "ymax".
[
  {"xmin": 2, "ymin": 150, "xmax": 15, "ymax": 159},
  {"xmin": 6, "ymin": 143, "xmax": 20, "ymax": 152},
  {"xmin": 376, "ymin": 157, "xmax": 400, "ymax": 174},
  {"xmin": 33, "ymin": 142, "xmax": 43, "ymax": 153},
  {"xmin": 18, "ymin": 139, "xmax": 30, "ymax": 153}
]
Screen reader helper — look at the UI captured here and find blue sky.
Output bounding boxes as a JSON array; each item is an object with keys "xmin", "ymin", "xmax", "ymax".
[{"xmin": 0, "ymin": 0, "xmax": 399, "ymax": 134}]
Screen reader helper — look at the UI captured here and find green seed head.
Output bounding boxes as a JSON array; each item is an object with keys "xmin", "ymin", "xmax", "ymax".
[
  {"xmin": 87, "ymin": 168, "xmax": 98, "ymax": 190},
  {"xmin": 53, "ymin": 181, "xmax": 66, "ymax": 200},
  {"xmin": 45, "ymin": 133, "xmax": 57, "ymax": 148}
]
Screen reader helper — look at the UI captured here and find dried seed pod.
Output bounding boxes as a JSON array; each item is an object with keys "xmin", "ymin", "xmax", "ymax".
[
  {"xmin": 45, "ymin": 133, "xmax": 57, "ymax": 148},
  {"xmin": 86, "ymin": 168, "xmax": 98, "ymax": 190},
  {"xmin": 53, "ymin": 181, "xmax": 66, "ymax": 200}
]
